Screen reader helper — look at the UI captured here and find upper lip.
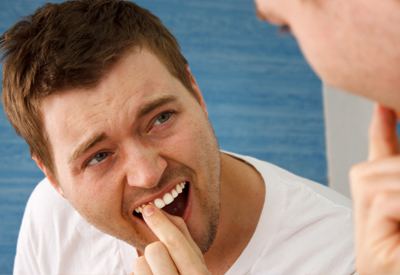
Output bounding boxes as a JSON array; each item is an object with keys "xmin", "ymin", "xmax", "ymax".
[{"xmin": 130, "ymin": 178, "xmax": 189, "ymax": 214}]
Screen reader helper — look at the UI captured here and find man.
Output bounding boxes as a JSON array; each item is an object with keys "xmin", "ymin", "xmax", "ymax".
[
  {"xmin": 1, "ymin": 1, "xmax": 354, "ymax": 274},
  {"xmin": 254, "ymin": 0, "xmax": 400, "ymax": 273}
]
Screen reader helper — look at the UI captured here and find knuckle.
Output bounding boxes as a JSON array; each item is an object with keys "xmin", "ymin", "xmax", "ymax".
[
  {"xmin": 133, "ymin": 256, "xmax": 147, "ymax": 270},
  {"xmin": 164, "ymin": 232, "xmax": 184, "ymax": 249},
  {"xmin": 349, "ymin": 163, "xmax": 366, "ymax": 184},
  {"xmin": 349, "ymin": 164, "xmax": 379, "ymax": 200},
  {"xmin": 145, "ymin": 241, "xmax": 165, "ymax": 255},
  {"xmin": 373, "ymin": 191, "xmax": 394, "ymax": 208}
]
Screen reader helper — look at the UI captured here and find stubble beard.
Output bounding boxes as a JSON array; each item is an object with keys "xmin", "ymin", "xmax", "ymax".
[
  {"xmin": 117, "ymin": 152, "xmax": 222, "ymax": 254},
  {"xmin": 103, "ymin": 116, "xmax": 222, "ymax": 255}
]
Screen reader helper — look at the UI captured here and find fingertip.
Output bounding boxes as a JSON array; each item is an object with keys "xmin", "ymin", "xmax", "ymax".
[
  {"xmin": 142, "ymin": 205, "xmax": 155, "ymax": 217},
  {"xmin": 368, "ymin": 103, "xmax": 399, "ymax": 161}
]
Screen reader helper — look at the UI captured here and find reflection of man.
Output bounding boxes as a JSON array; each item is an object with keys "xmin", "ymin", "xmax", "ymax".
[
  {"xmin": 254, "ymin": 0, "xmax": 400, "ymax": 273},
  {"xmin": 2, "ymin": 1, "xmax": 354, "ymax": 274}
]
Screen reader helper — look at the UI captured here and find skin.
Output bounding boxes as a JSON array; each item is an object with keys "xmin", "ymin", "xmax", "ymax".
[
  {"xmin": 255, "ymin": 0, "xmax": 400, "ymax": 273},
  {"xmin": 255, "ymin": 0, "xmax": 400, "ymax": 109},
  {"xmin": 34, "ymin": 47, "xmax": 265, "ymax": 274}
]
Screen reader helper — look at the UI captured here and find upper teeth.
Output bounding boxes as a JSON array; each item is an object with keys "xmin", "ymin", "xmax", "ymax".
[{"xmin": 134, "ymin": 181, "xmax": 187, "ymax": 214}]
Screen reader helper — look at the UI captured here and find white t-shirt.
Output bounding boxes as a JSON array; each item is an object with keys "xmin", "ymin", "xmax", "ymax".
[{"xmin": 14, "ymin": 152, "xmax": 355, "ymax": 274}]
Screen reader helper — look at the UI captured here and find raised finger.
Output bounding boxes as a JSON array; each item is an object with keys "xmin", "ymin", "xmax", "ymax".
[
  {"xmin": 368, "ymin": 103, "xmax": 399, "ymax": 161},
  {"xmin": 160, "ymin": 210, "xmax": 204, "ymax": 262},
  {"xmin": 142, "ymin": 205, "xmax": 209, "ymax": 274}
]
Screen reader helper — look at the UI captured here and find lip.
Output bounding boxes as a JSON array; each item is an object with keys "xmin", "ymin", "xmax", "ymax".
[{"xmin": 130, "ymin": 178, "xmax": 190, "ymax": 216}]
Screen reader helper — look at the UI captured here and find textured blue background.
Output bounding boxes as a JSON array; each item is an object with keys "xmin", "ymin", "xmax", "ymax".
[{"xmin": 0, "ymin": 0, "xmax": 325, "ymax": 273}]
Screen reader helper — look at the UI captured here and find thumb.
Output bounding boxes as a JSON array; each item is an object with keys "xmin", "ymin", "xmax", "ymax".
[{"xmin": 368, "ymin": 103, "xmax": 399, "ymax": 161}]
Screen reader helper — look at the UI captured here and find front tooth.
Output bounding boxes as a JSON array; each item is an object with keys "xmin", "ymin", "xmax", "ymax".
[
  {"xmin": 154, "ymin": 198, "xmax": 165, "ymax": 209},
  {"xmin": 163, "ymin": 193, "xmax": 174, "ymax": 205},
  {"xmin": 171, "ymin": 189, "xmax": 178, "ymax": 198},
  {"xmin": 176, "ymin": 184, "xmax": 182, "ymax": 193}
]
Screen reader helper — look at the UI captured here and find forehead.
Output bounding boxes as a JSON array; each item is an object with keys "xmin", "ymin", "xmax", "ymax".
[
  {"xmin": 42, "ymin": 47, "xmax": 176, "ymax": 113},
  {"xmin": 40, "ymin": 47, "xmax": 186, "ymax": 151}
]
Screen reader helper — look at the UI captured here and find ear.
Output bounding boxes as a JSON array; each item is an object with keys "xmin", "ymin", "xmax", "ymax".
[
  {"xmin": 32, "ymin": 154, "xmax": 67, "ymax": 199},
  {"xmin": 185, "ymin": 66, "xmax": 208, "ymax": 116}
]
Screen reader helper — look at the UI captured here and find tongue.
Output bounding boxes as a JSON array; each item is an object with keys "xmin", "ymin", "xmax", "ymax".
[{"xmin": 163, "ymin": 184, "xmax": 188, "ymax": 217}]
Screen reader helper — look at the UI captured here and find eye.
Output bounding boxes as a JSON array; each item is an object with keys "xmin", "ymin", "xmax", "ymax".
[
  {"xmin": 153, "ymin": 112, "xmax": 171, "ymax": 126},
  {"xmin": 87, "ymin": 152, "xmax": 109, "ymax": 166}
]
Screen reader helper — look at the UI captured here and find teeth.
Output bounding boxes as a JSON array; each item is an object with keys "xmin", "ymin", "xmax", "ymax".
[
  {"xmin": 163, "ymin": 193, "xmax": 174, "ymax": 205},
  {"xmin": 154, "ymin": 198, "xmax": 165, "ymax": 209},
  {"xmin": 134, "ymin": 182, "xmax": 187, "ymax": 213}
]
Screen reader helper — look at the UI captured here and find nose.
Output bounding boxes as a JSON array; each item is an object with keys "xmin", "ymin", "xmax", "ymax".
[{"xmin": 124, "ymin": 146, "xmax": 167, "ymax": 189}]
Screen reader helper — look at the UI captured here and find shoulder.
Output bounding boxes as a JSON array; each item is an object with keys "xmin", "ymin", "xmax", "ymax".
[
  {"xmin": 223, "ymin": 151, "xmax": 355, "ymax": 274},
  {"xmin": 14, "ymin": 178, "xmax": 135, "ymax": 275},
  {"xmin": 225, "ymin": 151, "xmax": 352, "ymax": 209}
]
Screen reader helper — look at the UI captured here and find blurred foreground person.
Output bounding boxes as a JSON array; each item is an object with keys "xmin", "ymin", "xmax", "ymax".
[{"xmin": 255, "ymin": 0, "xmax": 400, "ymax": 273}]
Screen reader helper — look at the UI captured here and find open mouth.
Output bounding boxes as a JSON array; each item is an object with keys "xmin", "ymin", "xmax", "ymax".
[{"xmin": 133, "ymin": 181, "xmax": 189, "ymax": 219}]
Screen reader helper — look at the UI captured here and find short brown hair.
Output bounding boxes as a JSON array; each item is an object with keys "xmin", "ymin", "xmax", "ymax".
[{"xmin": 0, "ymin": 0, "xmax": 196, "ymax": 180}]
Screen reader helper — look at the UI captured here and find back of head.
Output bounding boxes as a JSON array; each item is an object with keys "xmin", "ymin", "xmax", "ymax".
[{"xmin": 0, "ymin": 0, "xmax": 194, "ymax": 179}]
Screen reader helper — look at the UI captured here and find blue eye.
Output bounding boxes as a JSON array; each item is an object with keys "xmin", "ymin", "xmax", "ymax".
[
  {"xmin": 87, "ymin": 152, "xmax": 109, "ymax": 166},
  {"xmin": 154, "ymin": 112, "xmax": 170, "ymax": 126}
]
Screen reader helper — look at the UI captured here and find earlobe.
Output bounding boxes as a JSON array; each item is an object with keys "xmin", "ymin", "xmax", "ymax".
[
  {"xmin": 32, "ymin": 154, "xmax": 67, "ymax": 199},
  {"xmin": 185, "ymin": 66, "xmax": 208, "ymax": 116}
]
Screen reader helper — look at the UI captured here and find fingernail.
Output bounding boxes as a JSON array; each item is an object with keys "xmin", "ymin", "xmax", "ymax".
[{"xmin": 143, "ymin": 205, "xmax": 155, "ymax": 217}]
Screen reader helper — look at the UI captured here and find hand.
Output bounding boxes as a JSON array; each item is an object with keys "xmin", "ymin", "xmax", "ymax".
[
  {"xmin": 350, "ymin": 103, "xmax": 400, "ymax": 274},
  {"xmin": 130, "ymin": 205, "xmax": 210, "ymax": 275}
]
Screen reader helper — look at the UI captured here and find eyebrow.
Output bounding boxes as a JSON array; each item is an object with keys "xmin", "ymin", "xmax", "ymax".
[
  {"xmin": 68, "ymin": 133, "xmax": 108, "ymax": 164},
  {"xmin": 68, "ymin": 95, "xmax": 177, "ymax": 165},
  {"xmin": 137, "ymin": 95, "xmax": 177, "ymax": 119}
]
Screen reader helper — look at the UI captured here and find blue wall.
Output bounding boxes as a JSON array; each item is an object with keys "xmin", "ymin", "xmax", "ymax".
[{"xmin": 0, "ymin": 0, "xmax": 325, "ymax": 273}]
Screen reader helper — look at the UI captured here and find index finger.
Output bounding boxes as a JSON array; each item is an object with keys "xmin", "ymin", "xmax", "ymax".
[
  {"xmin": 368, "ymin": 103, "xmax": 399, "ymax": 161},
  {"xmin": 142, "ymin": 205, "xmax": 208, "ymax": 274}
]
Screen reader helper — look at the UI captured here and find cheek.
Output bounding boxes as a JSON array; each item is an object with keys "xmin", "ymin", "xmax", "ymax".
[
  {"xmin": 161, "ymin": 115, "xmax": 215, "ymax": 168},
  {"xmin": 292, "ymin": 25, "xmax": 339, "ymax": 82},
  {"xmin": 62, "ymin": 171, "xmax": 123, "ymax": 220}
]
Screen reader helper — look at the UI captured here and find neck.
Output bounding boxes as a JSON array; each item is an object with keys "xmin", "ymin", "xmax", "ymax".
[{"xmin": 203, "ymin": 153, "xmax": 265, "ymax": 275}]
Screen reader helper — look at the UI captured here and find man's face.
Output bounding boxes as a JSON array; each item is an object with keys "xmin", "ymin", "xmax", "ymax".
[
  {"xmin": 255, "ymin": 0, "xmax": 400, "ymax": 109},
  {"xmin": 40, "ymin": 48, "xmax": 221, "ymax": 253}
]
